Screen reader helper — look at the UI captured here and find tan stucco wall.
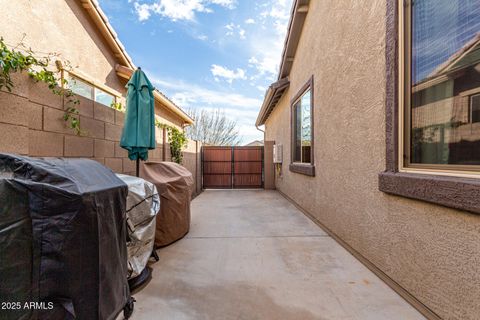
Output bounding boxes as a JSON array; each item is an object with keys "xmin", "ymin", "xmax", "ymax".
[
  {"xmin": 0, "ymin": 0, "xmax": 126, "ymax": 94},
  {"xmin": 265, "ymin": 1, "xmax": 480, "ymax": 319},
  {"xmin": 0, "ymin": 0, "xmax": 187, "ymax": 128},
  {"xmin": 0, "ymin": 0, "xmax": 190, "ymax": 146},
  {"xmin": 155, "ymin": 102, "xmax": 185, "ymax": 129}
]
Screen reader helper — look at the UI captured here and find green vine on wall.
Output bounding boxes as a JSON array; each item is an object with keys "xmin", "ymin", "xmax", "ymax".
[
  {"xmin": 0, "ymin": 36, "xmax": 81, "ymax": 134},
  {"xmin": 155, "ymin": 120, "xmax": 188, "ymax": 164},
  {"xmin": 168, "ymin": 126, "xmax": 188, "ymax": 164}
]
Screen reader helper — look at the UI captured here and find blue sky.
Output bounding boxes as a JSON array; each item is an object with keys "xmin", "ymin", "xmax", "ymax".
[{"xmin": 98, "ymin": 0, "xmax": 293, "ymax": 144}]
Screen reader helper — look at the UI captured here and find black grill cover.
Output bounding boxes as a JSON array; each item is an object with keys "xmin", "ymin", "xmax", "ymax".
[{"xmin": 0, "ymin": 154, "xmax": 130, "ymax": 320}]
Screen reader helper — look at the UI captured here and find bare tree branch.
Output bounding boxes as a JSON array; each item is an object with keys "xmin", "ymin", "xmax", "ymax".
[{"xmin": 186, "ymin": 108, "xmax": 242, "ymax": 146}]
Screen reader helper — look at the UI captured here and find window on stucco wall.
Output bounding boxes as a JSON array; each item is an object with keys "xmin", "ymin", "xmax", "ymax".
[
  {"xmin": 402, "ymin": 0, "xmax": 480, "ymax": 172},
  {"xmin": 67, "ymin": 74, "xmax": 117, "ymax": 107},
  {"xmin": 379, "ymin": 0, "xmax": 480, "ymax": 214},
  {"xmin": 290, "ymin": 76, "xmax": 315, "ymax": 176},
  {"xmin": 293, "ymin": 89, "xmax": 312, "ymax": 163}
]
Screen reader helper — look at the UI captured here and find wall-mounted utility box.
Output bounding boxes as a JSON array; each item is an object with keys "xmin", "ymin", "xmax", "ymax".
[{"xmin": 273, "ymin": 144, "xmax": 283, "ymax": 163}]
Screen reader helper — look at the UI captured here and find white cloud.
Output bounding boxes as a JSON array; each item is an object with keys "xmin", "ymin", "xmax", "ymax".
[
  {"xmin": 150, "ymin": 76, "xmax": 263, "ymax": 142},
  {"xmin": 149, "ymin": 75, "xmax": 261, "ymax": 109},
  {"xmin": 134, "ymin": 0, "xmax": 206, "ymax": 21},
  {"xmin": 129, "ymin": 0, "xmax": 294, "ymax": 142},
  {"xmin": 248, "ymin": 55, "xmax": 278, "ymax": 76},
  {"xmin": 224, "ymin": 23, "xmax": 246, "ymax": 40},
  {"xmin": 134, "ymin": 2, "xmax": 153, "ymax": 21},
  {"xmin": 210, "ymin": 0, "xmax": 236, "ymax": 9},
  {"xmin": 263, "ymin": 6, "xmax": 289, "ymax": 21},
  {"xmin": 247, "ymin": 0, "xmax": 292, "ymax": 78},
  {"xmin": 133, "ymin": 0, "xmax": 236, "ymax": 22},
  {"xmin": 210, "ymin": 64, "xmax": 247, "ymax": 83},
  {"xmin": 225, "ymin": 23, "xmax": 235, "ymax": 36},
  {"xmin": 238, "ymin": 28, "xmax": 246, "ymax": 39}
]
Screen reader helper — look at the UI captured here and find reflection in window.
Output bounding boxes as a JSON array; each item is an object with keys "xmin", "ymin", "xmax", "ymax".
[
  {"xmin": 95, "ymin": 88, "xmax": 115, "ymax": 106},
  {"xmin": 67, "ymin": 75, "xmax": 117, "ymax": 108},
  {"xmin": 68, "ymin": 76, "xmax": 93, "ymax": 100},
  {"xmin": 471, "ymin": 94, "xmax": 480, "ymax": 123},
  {"xmin": 410, "ymin": 0, "xmax": 480, "ymax": 166},
  {"xmin": 293, "ymin": 89, "xmax": 312, "ymax": 163}
]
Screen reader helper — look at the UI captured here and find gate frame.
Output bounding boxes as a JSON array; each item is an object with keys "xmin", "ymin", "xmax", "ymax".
[{"xmin": 201, "ymin": 146, "xmax": 264, "ymax": 189}]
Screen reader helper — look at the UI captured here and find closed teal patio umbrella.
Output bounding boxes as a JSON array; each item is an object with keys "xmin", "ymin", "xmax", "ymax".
[{"xmin": 120, "ymin": 67, "xmax": 156, "ymax": 176}]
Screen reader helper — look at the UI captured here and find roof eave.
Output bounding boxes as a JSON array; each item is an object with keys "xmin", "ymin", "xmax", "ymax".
[
  {"xmin": 256, "ymin": 0, "xmax": 309, "ymax": 125},
  {"xmin": 278, "ymin": 0, "xmax": 310, "ymax": 80},
  {"xmin": 79, "ymin": 1, "xmax": 193, "ymax": 126},
  {"xmin": 80, "ymin": 0, "xmax": 135, "ymax": 69},
  {"xmin": 115, "ymin": 65, "xmax": 194, "ymax": 125},
  {"xmin": 154, "ymin": 91, "xmax": 195, "ymax": 125},
  {"xmin": 255, "ymin": 78, "xmax": 290, "ymax": 126}
]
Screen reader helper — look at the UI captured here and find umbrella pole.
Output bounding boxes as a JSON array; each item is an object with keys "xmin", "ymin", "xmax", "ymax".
[{"xmin": 136, "ymin": 159, "xmax": 140, "ymax": 177}]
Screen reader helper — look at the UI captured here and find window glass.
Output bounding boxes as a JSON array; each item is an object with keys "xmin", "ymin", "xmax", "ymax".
[
  {"xmin": 68, "ymin": 76, "xmax": 93, "ymax": 100},
  {"xmin": 294, "ymin": 100, "xmax": 302, "ymax": 162},
  {"xmin": 409, "ymin": 0, "xmax": 480, "ymax": 166},
  {"xmin": 95, "ymin": 88, "xmax": 115, "ymax": 106},
  {"xmin": 293, "ymin": 89, "xmax": 312, "ymax": 163},
  {"xmin": 471, "ymin": 94, "xmax": 480, "ymax": 123},
  {"xmin": 301, "ymin": 90, "xmax": 312, "ymax": 163}
]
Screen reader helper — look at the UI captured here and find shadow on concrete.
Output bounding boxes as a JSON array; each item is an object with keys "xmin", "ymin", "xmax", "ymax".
[{"xmin": 146, "ymin": 279, "xmax": 323, "ymax": 320}]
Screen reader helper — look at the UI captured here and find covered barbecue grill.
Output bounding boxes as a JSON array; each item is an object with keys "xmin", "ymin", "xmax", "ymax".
[
  {"xmin": 140, "ymin": 161, "xmax": 194, "ymax": 247},
  {"xmin": 0, "ymin": 154, "xmax": 133, "ymax": 320},
  {"xmin": 116, "ymin": 174, "xmax": 160, "ymax": 289}
]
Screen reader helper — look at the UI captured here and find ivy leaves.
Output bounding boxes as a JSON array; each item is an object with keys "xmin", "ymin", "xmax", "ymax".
[
  {"xmin": 168, "ymin": 126, "xmax": 188, "ymax": 164},
  {"xmin": 63, "ymin": 104, "xmax": 81, "ymax": 135},
  {"xmin": 0, "ymin": 37, "xmax": 42, "ymax": 92},
  {"xmin": 0, "ymin": 36, "xmax": 81, "ymax": 135},
  {"xmin": 155, "ymin": 120, "xmax": 188, "ymax": 164}
]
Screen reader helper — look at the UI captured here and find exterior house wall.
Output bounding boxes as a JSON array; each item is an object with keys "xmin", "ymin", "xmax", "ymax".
[
  {"xmin": 264, "ymin": 1, "xmax": 480, "ymax": 319},
  {"xmin": 0, "ymin": 0, "xmax": 188, "ymax": 129},
  {"xmin": 0, "ymin": 0, "xmax": 126, "ymax": 94},
  {"xmin": 155, "ymin": 102, "xmax": 184, "ymax": 129}
]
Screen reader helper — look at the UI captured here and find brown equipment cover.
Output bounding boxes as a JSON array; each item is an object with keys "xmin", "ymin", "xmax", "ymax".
[{"xmin": 140, "ymin": 161, "xmax": 194, "ymax": 247}]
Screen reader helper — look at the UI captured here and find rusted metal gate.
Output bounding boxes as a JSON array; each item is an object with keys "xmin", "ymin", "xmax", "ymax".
[{"xmin": 202, "ymin": 146, "xmax": 263, "ymax": 189}]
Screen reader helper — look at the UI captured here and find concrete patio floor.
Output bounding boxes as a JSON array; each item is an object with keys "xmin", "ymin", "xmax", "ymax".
[{"xmin": 130, "ymin": 190, "xmax": 424, "ymax": 320}]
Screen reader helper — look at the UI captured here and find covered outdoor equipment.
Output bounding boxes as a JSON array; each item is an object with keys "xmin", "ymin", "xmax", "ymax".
[
  {"xmin": 140, "ymin": 162, "xmax": 194, "ymax": 247},
  {"xmin": 120, "ymin": 67, "xmax": 156, "ymax": 176},
  {"xmin": 116, "ymin": 174, "xmax": 160, "ymax": 285},
  {"xmin": 0, "ymin": 154, "xmax": 133, "ymax": 320}
]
